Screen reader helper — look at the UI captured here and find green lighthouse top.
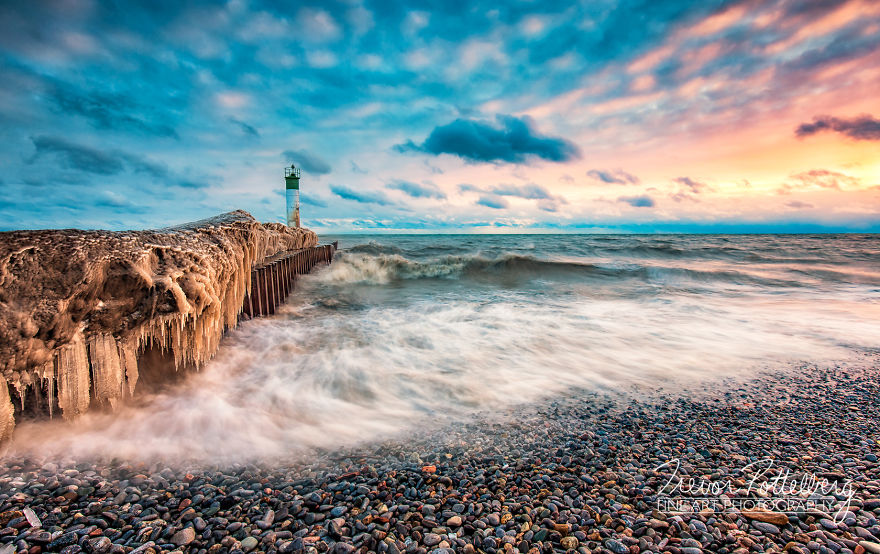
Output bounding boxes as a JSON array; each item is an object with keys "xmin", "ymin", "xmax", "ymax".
[{"xmin": 285, "ymin": 164, "xmax": 301, "ymax": 190}]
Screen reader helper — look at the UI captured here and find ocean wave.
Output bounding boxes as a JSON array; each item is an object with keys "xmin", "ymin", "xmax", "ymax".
[{"xmin": 316, "ymin": 251, "xmax": 812, "ymax": 289}]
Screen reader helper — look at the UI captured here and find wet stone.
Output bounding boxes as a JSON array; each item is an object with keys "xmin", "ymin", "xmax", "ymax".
[{"xmin": 171, "ymin": 527, "xmax": 196, "ymax": 546}]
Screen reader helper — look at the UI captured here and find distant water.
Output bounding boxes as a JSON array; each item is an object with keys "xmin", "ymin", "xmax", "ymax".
[{"xmin": 10, "ymin": 234, "xmax": 880, "ymax": 462}]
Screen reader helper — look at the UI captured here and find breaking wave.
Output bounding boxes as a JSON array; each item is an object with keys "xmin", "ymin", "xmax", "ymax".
[{"xmin": 316, "ymin": 251, "xmax": 844, "ymax": 290}]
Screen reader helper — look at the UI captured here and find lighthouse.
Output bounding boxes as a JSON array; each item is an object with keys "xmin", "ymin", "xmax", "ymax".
[{"xmin": 284, "ymin": 164, "xmax": 301, "ymax": 228}]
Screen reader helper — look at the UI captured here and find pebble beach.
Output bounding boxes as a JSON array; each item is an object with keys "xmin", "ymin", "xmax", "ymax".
[{"xmin": 2, "ymin": 354, "xmax": 879, "ymax": 554}]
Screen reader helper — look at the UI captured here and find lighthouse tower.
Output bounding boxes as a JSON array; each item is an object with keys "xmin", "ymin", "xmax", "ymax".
[{"xmin": 284, "ymin": 164, "xmax": 301, "ymax": 228}]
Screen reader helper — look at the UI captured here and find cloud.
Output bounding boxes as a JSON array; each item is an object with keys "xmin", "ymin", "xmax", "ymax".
[
  {"xmin": 672, "ymin": 176, "xmax": 709, "ymax": 193},
  {"xmin": 45, "ymin": 80, "xmax": 179, "ymax": 139},
  {"xmin": 396, "ymin": 115, "xmax": 580, "ymax": 164},
  {"xmin": 282, "ymin": 149, "xmax": 332, "ymax": 175},
  {"xmin": 618, "ymin": 195, "xmax": 655, "ymax": 208},
  {"xmin": 29, "ymin": 135, "xmax": 125, "ymax": 175},
  {"xmin": 796, "ymin": 114, "xmax": 880, "ymax": 141},
  {"xmin": 780, "ymin": 169, "xmax": 860, "ymax": 193},
  {"xmin": 476, "ymin": 195, "xmax": 508, "ymax": 209},
  {"xmin": 458, "ymin": 182, "xmax": 567, "ymax": 211},
  {"xmin": 330, "ymin": 185, "xmax": 393, "ymax": 205},
  {"xmin": 28, "ymin": 136, "xmax": 207, "ymax": 188},
  {"xmin": 586, "ymin": 168, "xmax": 640, "ymax": 185},
  {"xmin": 786, "ymin": 200, "xmax": 813, "ymax": 209},
  {"xmin": 230, "ymin": 118, "xmax": 259, "ymax": 138},
  {"xmin": 301, "ymin": 195, "xmax": 329, "ymax": 208},
  {"xmin": 387, "ymin": 180, "xmax": 446, "ymax": 199},
  {"xmin": 491, "ymin": 183, "xmax": 554, "ymax": 200}
]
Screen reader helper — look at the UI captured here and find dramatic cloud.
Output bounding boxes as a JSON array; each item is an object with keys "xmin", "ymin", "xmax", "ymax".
[
  {"xmin": 283, "ymin": 149, "xmax": 332, "ymax": 175},
  {"xmin": 587, "ymin": 169, "xmax": 640, "ymax": 185},
  {"xmin": 387, "ymin": 180, "xmax": 446, "ymax": 199},
  {"xmin": 330, "ymin": 185, "xmax": 393, "ymax": 205},
  {"xmin": 476, "ymin": 195, "xmax": 508, "ymax": 209},
  {"xmin": 396, "ymin": 115, "xmax": 580, "ymax": 164},
  {"xmin": 618, "ymin": 195, "xmax": 655, "ymax": 208},
  {"xmin": 1, "ymin": 0, "xmax": 877, "ymax": 231},
  {"xmin": 796, "ymin": 115, "xmax": 880, "ymax": 141}
]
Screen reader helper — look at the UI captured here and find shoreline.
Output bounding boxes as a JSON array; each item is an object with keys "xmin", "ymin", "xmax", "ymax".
[{"xmin": 1, "ymin": 355, "xmax": 878, "ymax": 553}]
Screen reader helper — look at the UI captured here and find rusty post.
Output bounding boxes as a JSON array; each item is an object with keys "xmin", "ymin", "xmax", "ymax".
[
  {"xmin": 253, "ymin": 267, "xmax": 262, "ymax": 316},
  {"xmin": 269, "ymin": 264, "xmax": 277, "ymax": 314},
  {"xmin": 276, "ymin": 261, "xmax": 284, "ymax": 301},
  {"xmin": 261, "ymin": 267, "xmax": 270, "ymax": 316}
]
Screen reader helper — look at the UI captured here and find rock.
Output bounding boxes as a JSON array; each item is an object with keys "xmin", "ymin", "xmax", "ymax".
[
  {"xmin": 22, "ymin": 508, "xmax": 40, "ymax": 528},
  {"xmin": 752, "ymin": 521, "xmax": 780, "ymax": 534},
  {"xmin": 743, "ymin": 510, "xmax": 789, "ymax": 526},
  {"xmin": 605, "ymin": 538, "xmax": 629, "ymax": 554},
  {"xmin": 128, "ymin": 542, "xmax": 156, "ymax": 554},
  {"xmin": 860, "ymin": 542, "xmax": 880, "ymax": 554},
  {"xmin": 28, "ymin": 531, "xmax": 52, "ymax": 543},
  {"xmin": 194, "ymin": 517, "xmax": 207, "ymax": 531},
  {"xmin": 240, "ymin": 536, "xmax": 259, "ymax": 552},
  {"xmin": 171, "ymin": 527, "xmax": 196, "ymax": 546},
  {"xmin": 423, "ymin": 533, "xmax": 442, "ymax": 546},
  {"xmin": 48, "ymin": 532, "xmax": 79, "ymax": 550},
  {"xmin": 447, "ymin": 516, "xmax": 462, "ymax": 527},
  {"xmin": 328, "ymin": 517, "xmax": 346, "ymax": 538},
  {"xmin": 554, "ymin": 523, "xmax": 570, "ymax": 535},
  {"xmin": 560, "ymin": 536, "xmax": 578, "ymax": 550},
  {"xmin": 85, "ymin": 537, "xmax": 111, "ymax": 554}
]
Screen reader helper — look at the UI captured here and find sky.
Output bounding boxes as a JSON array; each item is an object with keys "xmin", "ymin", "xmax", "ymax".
[{"xmin": 0, "ymin": 0, "xmax": 878, "ymax": 233}]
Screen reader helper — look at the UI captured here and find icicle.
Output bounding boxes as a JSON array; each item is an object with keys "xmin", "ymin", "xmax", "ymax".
[
  {"xmin": 87, "ymin": 334, "xmax": 124, "ymax": 409},
  {"xmin": 0, "ymin": 378, "xmax": 14, "ymax": 442},
  {"xmin": 118, "ymin": 339, "xmax": 138, "ymax": 396},
  {"xmin": 56, "ymin": 336, "xmax": 91, "ymax": 419},
  {"xmin": 41, "ymin": 361, "xmax": 55, "ymax": 419}
]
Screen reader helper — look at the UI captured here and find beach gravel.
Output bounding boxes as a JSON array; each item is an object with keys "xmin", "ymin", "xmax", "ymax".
[{"xmin": 1, "ymin": 358, "xmax": 880, "ymax": 554}]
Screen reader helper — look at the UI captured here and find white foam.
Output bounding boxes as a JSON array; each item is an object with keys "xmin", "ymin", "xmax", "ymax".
[{"xmin": 8, "ymin": 259, "xmax": 878, "ymax": 464}]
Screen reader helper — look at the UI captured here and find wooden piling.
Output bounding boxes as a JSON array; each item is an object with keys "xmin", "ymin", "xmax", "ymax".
[{"xmin": 237, "ymin": 244, "xmax": 335, "ymax": 323}]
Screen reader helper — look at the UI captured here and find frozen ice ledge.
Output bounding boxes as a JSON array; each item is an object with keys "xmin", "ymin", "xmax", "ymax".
[{"xmin": 0, "ymin": 210, "xmax": 320, "ymax": 441}]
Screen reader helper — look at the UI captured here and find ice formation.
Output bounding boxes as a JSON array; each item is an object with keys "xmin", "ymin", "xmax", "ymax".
[{"xmin": 0, "ymin": 211, "xmax": 317, "ymax": 440}]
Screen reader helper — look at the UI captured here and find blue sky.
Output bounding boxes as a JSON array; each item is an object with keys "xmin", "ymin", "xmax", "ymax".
[{"xmin": 1, "ymin": 0, "xmax": 878, "ymax": 232}]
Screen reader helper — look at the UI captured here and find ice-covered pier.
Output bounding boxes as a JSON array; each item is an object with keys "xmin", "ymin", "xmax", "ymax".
[{"xmin": 0, "ymin": 211, "xmax": 334, "ymax": 440}]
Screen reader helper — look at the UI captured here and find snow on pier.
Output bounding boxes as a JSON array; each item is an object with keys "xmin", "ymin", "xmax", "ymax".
[{"xmin": 0, "ymin": 211, "xmax": 330, "ymax": 440}]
